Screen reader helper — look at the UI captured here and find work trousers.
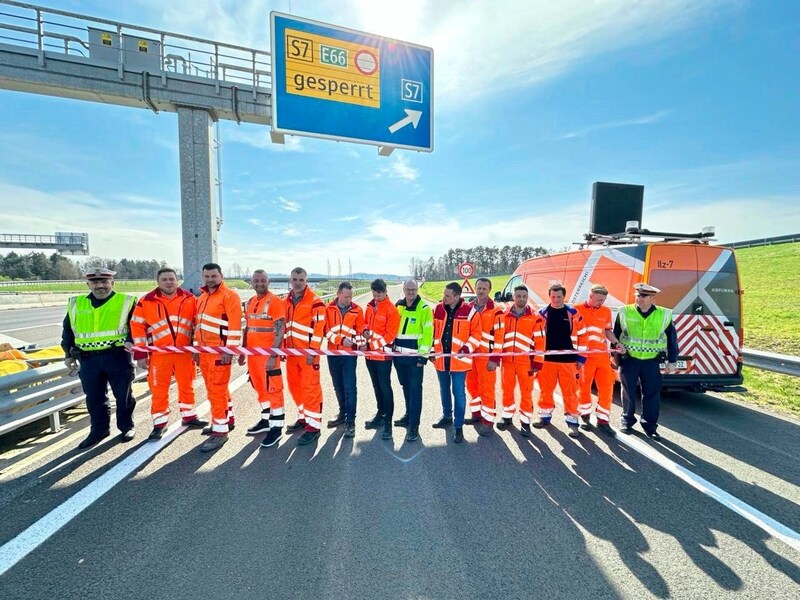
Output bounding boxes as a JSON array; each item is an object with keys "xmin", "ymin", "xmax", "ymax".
[
  {"xmin": 285, "ymin": 355, "xmax": 322, "ymax": 431},
  {"xmin": 393, "ymin": 356, "xmax": 425, "ymax": 427},
  {"xmin": 466, "ymin": 356, "xmax": 498, "ymax": 423},
  {"xmin": 437, "ymin": 369, "xmax": 467, "ymax": 427},
  {"xmin": 199, "ymin": 354, "xmax": 233, "ymax": 436},
  {"xmin": 79, "ymin": 349, "xmax": 135, "ymax": 435},
  {"xmin": 148, "ymin": 353, "xmax": 196, "ymax": 428},
  {"xmin": 619, "ymin": 357, "xmax": 662, "ymax": 434},
  {"xmin": 248, "ymin": 355, "xmax": 285, "ymax": 428},
  {"xmin": 538, "ymin": 361, "xmax": 580, "ymax": 426},
  {"xmin": 578, "ymin": 356, "xmax": 616, "ymax": 423},
  {"xmin": 501, "ymin": 362, "xmax": 534, "ymax": 424},
  {"xmin": 328, "ymin": 355, "xmax": 358, "ymax": 423},
  {"xmin": 366, "ymin": 359, "xmax": 394, "ymax": 425}
]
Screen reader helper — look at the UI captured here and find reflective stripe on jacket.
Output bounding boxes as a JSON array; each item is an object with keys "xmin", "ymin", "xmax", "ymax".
[
  {"xmin": 364, "ymin": 296, "xmax": 400, "ymax": 361},
  {"xmin": 618, "ymin": 305, "xmax": 672, "ymax": 359},
  {"xmin": 68, "ymin": 292, "xmax": 136, "ymax": 351},
  {"xmin": 502, "ymin": 305, "xmax": 544, "ymax": 366},
  {"xmin": 432, "ymin": 300, "xmax": 482, "ymax": 371},
  {"xmin": 195, "ymin": 283, "xmax": 242, "ymax": 346},
  {"xmin": 285, "ymin": 287, "xmax": 326, "ymax": 349},
  {"xmin": 394, "ymin": 295, "xmax": 434, "ymax": 356},
  {"xmin": 324, "ymin": 300, "xmax": 365, "ymax": 350},
  {"xmin": 535, "ymin": 304, "xmax": 588, "ymax": 362},
  {"xmin": 130, "ymin": 288, "xmax": 196, "ymax": 347},
  {"xmin": 244, "ymin": 292, "xmax": 286, "ymax": 348},
  {"xmin": 574, "ymin": 303, "xmax": 613, "ymax": 352},
  {"xmin": 469, "ymin": 299, "xmax": 505, "ymax": 356}
]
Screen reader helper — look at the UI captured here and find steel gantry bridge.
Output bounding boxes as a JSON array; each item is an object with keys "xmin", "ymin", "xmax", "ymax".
[
  {"xmin": 0, "ymin": 0, "xmax": 273, "ymax": 290},
  {"xmin": 0, "ymin": 232, "xmax": 89, "ymax": 254}
]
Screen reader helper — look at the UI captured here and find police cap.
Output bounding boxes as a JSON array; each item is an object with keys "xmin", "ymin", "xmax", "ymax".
[
  {"xmin": 83, "ymin": 267, "xmax": 116, "ymax": 281},
  {"xmin": 634, "ymin": 282, "xmax": 660, "ymax": 296}
]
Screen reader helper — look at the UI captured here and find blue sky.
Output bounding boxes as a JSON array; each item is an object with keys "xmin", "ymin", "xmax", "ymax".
[{"xmin": 1, "ymin": 0, "xmax": 799, "ymax": 277}]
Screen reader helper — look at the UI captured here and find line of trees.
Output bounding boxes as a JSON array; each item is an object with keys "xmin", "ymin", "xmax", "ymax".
[
  {"xmin": 0, "ymin": 252, "xmax": 172, "ymax": 281},
  {"xmin": 409, "ymin": 245, "xmax": 551, "ymax": 280}
]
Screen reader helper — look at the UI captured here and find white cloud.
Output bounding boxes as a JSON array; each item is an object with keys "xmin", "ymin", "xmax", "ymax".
[
  {"xmin": 377, "ymin": 154, "xmax": 419, "ymax": 182},
  {"xmin": 553, "ymin": 109, "xmax": 673, "ymax": 140},
  {"xmin": 276, "ymin": 196, "xmax": 301, "ymax": 212}
]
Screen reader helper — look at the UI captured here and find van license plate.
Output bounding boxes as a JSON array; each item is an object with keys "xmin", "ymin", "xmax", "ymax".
[{"xmin": 661, "ymin": 360, "xmax": 688, "ymax": 370}]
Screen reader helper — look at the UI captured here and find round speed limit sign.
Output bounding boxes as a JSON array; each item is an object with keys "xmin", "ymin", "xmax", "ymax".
[{"xmin": 458, "ymin": 262, "xmax": 475, "ymax": 278}]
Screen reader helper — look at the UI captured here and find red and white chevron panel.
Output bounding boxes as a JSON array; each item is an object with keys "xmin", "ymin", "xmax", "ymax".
[{"xmin": 674, "ymin": 314, "xmax": 740, "ymax": 375}]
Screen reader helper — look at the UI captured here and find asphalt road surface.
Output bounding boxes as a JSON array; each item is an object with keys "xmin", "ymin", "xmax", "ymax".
[{"xmin": 0, "ymin": 288, "xmax": 798, "ymax": 599}]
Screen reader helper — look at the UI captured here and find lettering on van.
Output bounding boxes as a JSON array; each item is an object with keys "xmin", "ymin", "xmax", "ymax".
[
  {"xmin": 710, "ymin": 288, "xmax": 735, "ymax": 293},
  {"xmin": 656, "ymin": 260, "xmax": 674, "ymax": 268}
]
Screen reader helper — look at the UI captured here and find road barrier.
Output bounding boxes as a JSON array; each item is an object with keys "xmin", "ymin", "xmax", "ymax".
[{"xmin": 742, "ymin": 349, "xmax": 800, "ymax": 377}]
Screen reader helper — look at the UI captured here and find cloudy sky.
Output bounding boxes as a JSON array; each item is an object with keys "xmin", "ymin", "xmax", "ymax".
[{"xmin": 1, "ymin": 0, "xmax": 799, "ymax": 277}]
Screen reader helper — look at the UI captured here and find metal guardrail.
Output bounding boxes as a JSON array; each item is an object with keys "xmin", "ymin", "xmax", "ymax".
[
  {"xmin": 742, "ymin": 348, "xmax": 800, "ymax": 377},
  {"xmin": 724, "ymin": 233, "xmax": 800, "ymax": 249},
  {"xmin": 0, "ymin": 362, "xmax": 147, "ymax": 437}
]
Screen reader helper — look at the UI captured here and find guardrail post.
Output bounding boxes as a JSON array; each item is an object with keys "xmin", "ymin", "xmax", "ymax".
[{"xmin": 49, "ymin": 410, "xmax": 61, "ymax": 433}]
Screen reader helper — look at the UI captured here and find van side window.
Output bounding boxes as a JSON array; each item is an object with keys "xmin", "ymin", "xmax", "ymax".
[{"xmin": 499, "ymin": 275, "xmax": 523, "ymax": 301}]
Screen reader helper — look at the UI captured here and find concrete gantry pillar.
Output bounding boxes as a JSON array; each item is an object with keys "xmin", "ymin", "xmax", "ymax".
[{"xmin": 177, "ymin": 107, "xmax": 217, "ymax": 293}]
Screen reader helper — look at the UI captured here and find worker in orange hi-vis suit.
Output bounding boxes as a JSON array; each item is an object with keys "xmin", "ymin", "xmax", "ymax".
[
  {"xmin": 574, "ymin": 284, "xmax": 621, "ymax": 437},
  {"xmin": 533, "ymin": 283, "xmax": 588, "ymax": 439},
  {"xmin": 499, "ymin": 284, "xmax": 543, "ymax": 437},
  {"xmin": 194, "ymin": 262, "xmax": 242, "ymax": 453},
  {"xmin": 362, "ymin": 278, "xmax": 401, "ymax": 441},
  {"xmin": 130, "ymin": 267, "xmax": 207, "ymax": 441},
  {"xmin": 237, "ymin": 269, "xmax": 287, "ymax": 449},
  {"xmin": 283, "ymin": 266, "xmax": 326, "ymax": 446},
  {"xmin": 464, "ymin": 277, "xmax": 505, "ymax": 437}
]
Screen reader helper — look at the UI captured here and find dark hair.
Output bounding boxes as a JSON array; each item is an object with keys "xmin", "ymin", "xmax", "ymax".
[
  {"xmin": 156, "ymin": 267, "xmax": 177, "ymax": 279},
  {"xmin": 475, "ymin": 277, "xmax": 492, "ymax": 289},
  {"xmin": 338, "ymin": 281, "xmax": 353, "ymax": 292},
  {"xmin": 514, "ymin": 285, "xmax": 528, "ymax": 293},
  {"xmin": 291, "ymin": 267, "xmax": 307, "ymax": 276},
  {"xmin": 371, "ymin": 278, "xmax": 387, "ymax": 293},
  {"xmin": 202, "ymin": 263, "xmax": 222, "ymax": 274},
  {"xmin": 445, "ymin": 282, "xmax": 463, "ymax": 295},
  {"xmin": 548, "ymin": 283, "xmax": 566, "ymax": 295}
]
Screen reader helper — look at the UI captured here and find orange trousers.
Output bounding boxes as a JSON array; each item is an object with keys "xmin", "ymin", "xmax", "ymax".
[
  {"xmin": 247, "ymin": 355, "xmax": 285, "ymax": 428},
  {"xmin": 578, "ymin": 356, "xmax": 616, "ymax": 423},
  {"xmin": 199, "ymin": 354, "xmax": 233, "ymax": 435},
  {"xmin": 466, "ymin": 357, "xmax": 498, "ymax": 423},
  {"xmin": 148, "ymin": 353, "xmax": 196, "ymax": 427},
  {"xmin": 285, "ymin": 355, "xmax": 322, "ymax": 431},
  {"xmin": 501, "ymin": 362, "xmax": 534, "ymax": 424},
  {"xmin": 538, "ymin": 361, "xmax": 580, "ymax": 425}
]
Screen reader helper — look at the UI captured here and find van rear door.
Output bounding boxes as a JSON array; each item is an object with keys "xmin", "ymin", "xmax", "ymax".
[{"xmin": 647, "ymin": 244, "xmax": 741, "ymax": 378}]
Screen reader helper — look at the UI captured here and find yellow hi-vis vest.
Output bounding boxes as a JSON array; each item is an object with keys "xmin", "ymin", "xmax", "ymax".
[
  {"xmin": 68, "ymin": 293, "xmax": 136, "ymax": 351},
  {"xmin": 618, "ymin": 305, "xmax": 672, "ymax": 360}
]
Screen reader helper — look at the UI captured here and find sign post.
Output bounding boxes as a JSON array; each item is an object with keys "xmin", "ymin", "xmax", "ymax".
[{"xmin": 270, "ymin": 12, "xmax": 433, "ymax": 153}]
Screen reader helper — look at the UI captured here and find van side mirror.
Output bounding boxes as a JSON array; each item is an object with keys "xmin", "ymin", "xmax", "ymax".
[{"xmin": 494, "ymin": 291, "xmax": 501, "ymax": 301}]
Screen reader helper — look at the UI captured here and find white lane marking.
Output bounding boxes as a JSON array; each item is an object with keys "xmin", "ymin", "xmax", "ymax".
[
  {"xmin": 0, "ymin": 322, "xmax": 61, "ymax": 333},
  {"xmin": 0, "ymin": 373, "xmax": 249, "ymax": 576},
  {"xmin": 552, "ymin": 390, "xmax": 800, "ymax": 553},
  {"xmin": 617, "ymin": 433, "xmax": 800, "ymax": 553}
]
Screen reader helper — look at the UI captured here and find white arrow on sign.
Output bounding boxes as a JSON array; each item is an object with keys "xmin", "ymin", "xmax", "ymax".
[{"xmin": 388, "ymin": 109, "xmax": 423, "ymax": 134}]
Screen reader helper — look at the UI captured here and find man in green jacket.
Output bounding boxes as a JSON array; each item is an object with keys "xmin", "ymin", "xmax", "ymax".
[
  {"xmin": 392, "ymin": 279, "xmax": 433, "ymax": 442},
  {"xmin": 61, "ymin": 268, "xmax": 138, "ymax": 449}
]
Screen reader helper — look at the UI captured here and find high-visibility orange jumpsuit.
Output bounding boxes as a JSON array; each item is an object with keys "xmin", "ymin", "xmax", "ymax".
[
  {"xmin": 131, "ymin": 288, "xmax": 197, "ymax": 429},
  {"xmin": 195, "ymin": 283, "xmax": 242, "ymax": 436},
  {"xmin": 500, "ymin": 306, "xmax": 543, "ymax": 425},
  {"xmin": 244, "ymin": 292, "xmax": 286, "ymax": 429},
  {"xmin": 535, "ymin": 305, "xmax": 587, "ymax": 426},
  {"xmin": 466, "ymin": 300, "xmax": 504, "ymax": 425},
  {"xmin": 284, "ymin": 287, "xmax": 326, "ymax": 431},
  {"xmin": 575, "ymin": 302, "xmax": 615, "ymax": 423},
  {"xmin": 364, "ymin": 296, "xmax": 401, "ymax": 424}
]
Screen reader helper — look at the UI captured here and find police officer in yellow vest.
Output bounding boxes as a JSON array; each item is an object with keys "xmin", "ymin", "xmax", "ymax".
[
  {"xmin": 614, "ymin": 283, "xmax": 678, "ymax": 440},
  {"xmin": 61, "ymin": 268, "xmax": 138, "ymax": 449}
]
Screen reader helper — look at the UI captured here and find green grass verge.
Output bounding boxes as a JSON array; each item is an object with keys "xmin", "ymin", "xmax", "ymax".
[
  {"xmin": 419, "ymin": 275, "xmax": 509, "ymax": 302},
  {"xmin": 721, "ymin": 367, "xmax": 800, "ymax": 418}
]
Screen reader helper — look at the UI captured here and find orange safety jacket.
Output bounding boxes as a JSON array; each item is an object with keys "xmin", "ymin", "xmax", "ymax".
[
  {"xmin": 469, "ymin": 299, "xmax": 505, "ymax": 361},
  {"xmin": 284, "ymin": 287, "xmax": 326, "ymax": 350},
  {"xmin": 364, "ymin": 296, "xmax": 400, "ymax": 360},
  {"xmin": 243, "ymin": 292, "xmax": 286, "ymax": 348},
  {"xmin": 195, "ymin": 283, "xmax": 242, "ymax": 346},
  {"xmin": 575, "ymin": 302, "xmax": 613, "ymax": 354},
  {"xmin": 325, "ymin": 300, "xmax": 365, "ymax": 351},
  {"xmin": 502, "ymin": 305, "xmax": 544, "ymax": 367},
  {"xmin": 534, "ymin": 304, "xmax": 588, "ymax": 363},
  {"xmin": 131, "ymin": 288, "xmax": 196, "ymax": 347},
  {"xmin": 432, "ymin": 300, "xmax": 482, "ymax": 371}
]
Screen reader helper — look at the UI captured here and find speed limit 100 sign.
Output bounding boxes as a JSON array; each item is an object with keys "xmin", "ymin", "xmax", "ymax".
[{"xmin": 458, "ymin": 262, "xmax": 475, "ymax": 278}]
